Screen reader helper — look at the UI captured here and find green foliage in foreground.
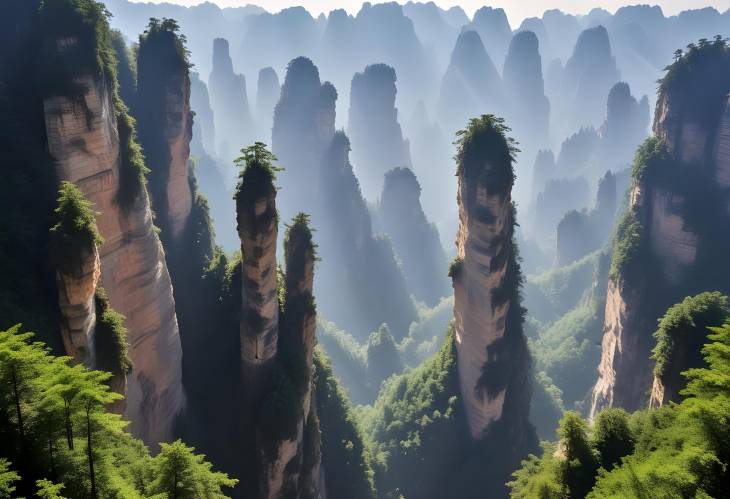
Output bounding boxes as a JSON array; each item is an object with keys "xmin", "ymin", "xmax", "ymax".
[
  {"xmin": 651, "ymin": 292, "xmax": 729, "ymax": 378},
  {"xmin": 509, "ymin": 321, "xmax": 730, "ymax": 498},
  {"xmin": 0, "ymin": 325, "xmax": 235, "ymax": 498},
  {"xmin": 313, "ymin": 348, "xmax": 376, "ymax": 499}
]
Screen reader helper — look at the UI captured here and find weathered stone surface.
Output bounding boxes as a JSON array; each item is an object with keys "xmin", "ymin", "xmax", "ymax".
[
  {"xmin": 56, "ymin": 246, "xmax": 101, "ymax": 365},
  {"xmin": 163, "ymin": 70, "xmax": 193, "ymax": 240},
  {"xmin": 43, "ymin": 70, "xmax": 184, "ymax": 445},
  {"xmin": 238, "ymin": 193, "xmax": 279, "ymax": 371}
]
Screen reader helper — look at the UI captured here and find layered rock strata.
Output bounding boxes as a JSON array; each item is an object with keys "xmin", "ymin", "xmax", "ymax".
[
  {"xmin": 451, "ymin": 115, "xmax": 531, "ymax": 439},
  {"xmin": 43, "ymin": 57, "xmax": 184, "ymax": 444}
]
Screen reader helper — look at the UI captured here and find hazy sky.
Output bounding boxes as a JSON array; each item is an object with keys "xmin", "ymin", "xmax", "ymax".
[{"xmin": 130, "ymin": 0, "xmax": 730, "ymax": 25}]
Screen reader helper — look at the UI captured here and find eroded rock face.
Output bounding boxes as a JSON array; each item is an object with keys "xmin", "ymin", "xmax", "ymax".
[
  {"xmin": 451, "ymin": 118, "xmax": 531, "ymax": 440},
  {"xmin": 590, "ymin": 276, "xmax": 650, "ymax": 416},
  {"xmin": 453, "ymin": 184, "xmax": 513, "ymax": 436},
  {"xmin": 163, "ymin": 70, "xmax": 193, "ymax": 241},
  {"xmin": 590, "ymin": 54, "xmax": 730, "ymax": 418},
  {"xmin": 56, "ymin": 246, "xmax": 101, "ymax": 365},
  {"xmin": 236, "ymin": 179, "xmax": 279, "ymax": 374},
  {"xmin": 43, "ymin": 71, "xmax": 184, "ymax": 445}
]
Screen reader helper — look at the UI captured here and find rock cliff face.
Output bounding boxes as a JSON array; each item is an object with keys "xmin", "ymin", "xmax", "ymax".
[
  {"xmin": 55, "ymin": 245, "xmax": 101, "ymax": 365},
  {"xmin": 347, "ymin": 63, "xmax": 412, "ymax": 200},
  {"xmin": 451, "ymin": 115, "xmax": 532, "ymax": 439},
  {"xmin": 590, "ymin": 41, "xmax": 730, "ymax": 418},
  {"xmin": 378, "ymin": 167, "xmax": 449, "ymax": 306},
  {"xmin": 135, "ymin": 23, "xmax": 194, "ymax": 243},
  {"xmin": 43, "ymin": 48, "xmax": 184, "ymax": 443}
]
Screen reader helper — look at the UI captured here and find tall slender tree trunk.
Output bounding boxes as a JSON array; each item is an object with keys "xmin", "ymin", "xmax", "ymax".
[
  {"xmin": 11, "ymin": 366, "xmax": 25, "ymax": 458},
  {"xmin": 64, "ymin": 402, "xmax": 74, "ymax": 450},
  {"xmin": 86, "ymin": 407, "xmax": 97, "ymax": 499}
]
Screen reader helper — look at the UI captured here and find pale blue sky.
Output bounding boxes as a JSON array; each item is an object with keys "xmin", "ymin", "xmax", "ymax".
[{"xmin": 130, "ymin": 0, "xmax": 730, "ymax": 25}]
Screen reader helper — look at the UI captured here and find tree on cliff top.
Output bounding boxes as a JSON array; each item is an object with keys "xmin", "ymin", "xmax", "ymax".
[{"xmin": 49, "ymin": 182, "xmax": 103, "ymax": 274}]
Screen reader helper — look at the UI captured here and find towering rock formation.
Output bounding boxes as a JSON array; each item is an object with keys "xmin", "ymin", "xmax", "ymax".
[
  {"xmin": 590, "ymin": 39, "xmax": 730, "ymax": 417},
  {"xmin": 451, "ymin": 114, "xmax": 532, "ymax": 441},
  {"xmin": 437, "ymin": 30, "xmax": 503, "ymax": 137},
  {"xmin": 316, "ymin": 132, "xmax": 416, "ymax": 341},
  {"xmin": 255, "ymin": 67, "xmax": 280, "ymax": 143},
  {"xmin": 135, "ymin": 18, "xmax": 193, "ymax": 244},
  {"xmin": 209, "ymin": 37, "xmax": 254, "ymax": 163},
  {"xmin": 40, "ymin": 2, "xmax": 184, "ymax": 444},
  {"xmin": 190, "ymin": 71, "xmax": 216, "ymax": 155},
  {"xmin": 503, "ymin": 31, "xmax": 550, "ymax": 157},
  {"xmin": 272, "ymin": 57, "xmax": 336, "ymax": 222},
  {"xmin": 378, "ymin": 167, "xmax": 449, "ymax": 306},
  {"xmin": 347, "ymin": 64, "xmax": 412, "ymax": 200},
  {"xmin": 560, "ymin": 25, "xmax": 620, "ymax": 136},
  {"xmin": 464, "ymin": 7, "xmax": 512, "ymax": 70},
  {"xmin": 234, "ymin": 144, "xmax": 321, "ymax": 498}
]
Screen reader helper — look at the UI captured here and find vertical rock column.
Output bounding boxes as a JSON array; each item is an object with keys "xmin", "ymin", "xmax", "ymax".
[
  {"xmin": 235, "ymin": 151, "xmax": 279, "ymax": 381},
  {"xmin": 43, "ymin": 37, "xmax": 184, "ymax": 445},
  {"xmin": 451, "ymin": 115, "xmax": 531, "ymax": 439}
]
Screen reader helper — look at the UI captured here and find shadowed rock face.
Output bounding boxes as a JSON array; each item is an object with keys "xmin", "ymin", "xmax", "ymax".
[
  {"xmin": 43, "ymin": 70, "xmax": 184, "ymax": 446},
  {"xmin": 378, "ymin": 167, "xmax": 449, "ymax": 306},
  {"xmin": 272, "ymin": 57, "xmax": 336, "ymax": 222},
  {"xmin": 316, "ymin": 132, "xmax": 416, "ymax": 341},
  {"xmin": 347, "ymin": 63, "xmax": 412, "ymax": 200},
  {"xmin": 135, "ymin": 25, "xmax": 193, "ymax": 243},
  {"xmin": 530, "ymin": 149, "xmax": 556, "ymax": 204},
  {"xmin": 451, "ymin": 116, "xmax": 532, "ymax": 439},
  {"xmin": 255, "ymin": 67, "xmax": 280, "ymax": 143},
  {"xmin": 55, "ymin": 244, "xmax": 101, "ymax": 365},
  {"xmin": 591, "ymin": 43, "xmax": 730, "ymax": 418},
  {"xmin": 438, "ymin": 30, "xmax": 503, "ymax": 136},
  {"xmin": 209, "ymin": 37, "xmax": 254, "ymax": 162}
]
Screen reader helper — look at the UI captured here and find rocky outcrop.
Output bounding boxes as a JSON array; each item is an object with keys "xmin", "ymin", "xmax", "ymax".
[
  {"xmin": 451, "ymin": 115, "xmax": 532, "ymax": 439},
  {"xmin": 590, "ymin": 41, "xmax": 730, "ymax": 418},
  {"xmin": 255, "ymin": 67, "xmax": 280, "ymax": 142},
  {"xmin": 43, "ymin": 36, "xmax": 184, "ymax": 444},
  {"xmin": 56, "ymin": 245, "xmax": 101, "ymax": 365},
  {"xmin": 598, "ymin": 82, "xmax": 649, "ymax": 174},
  {"xmin": 272, "ymin": 57, "xmax": 337, "ymax": 222},
  {"xmin": 347, "ymin": 64, "xmax": 412, "ymax": 200},
  {"xmin": 378, "ymin": 167, "xmax": 449, "ymax": 306},
  {"xmin": 209, "ymin": 37, "xmax": 254, "ymax": 162}
]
